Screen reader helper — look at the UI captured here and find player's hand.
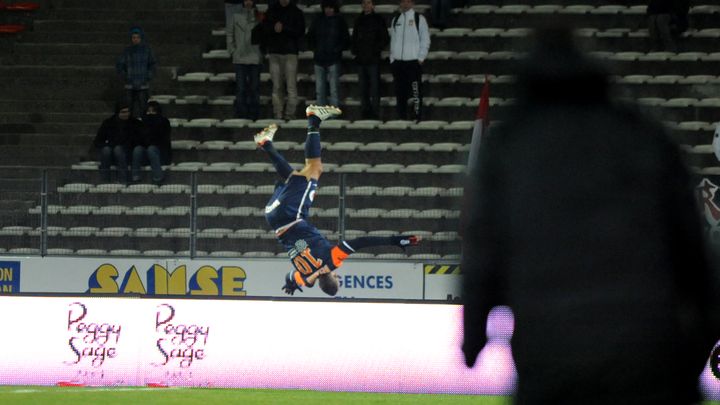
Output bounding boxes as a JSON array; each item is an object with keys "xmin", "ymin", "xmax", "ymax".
[
  {"xmin": 274, "ymin": 22, "xmax": 283, "ymax": 33},
  {"xmin": 282, "ymin": 272, "xmax": 303, "ymax": 295}
]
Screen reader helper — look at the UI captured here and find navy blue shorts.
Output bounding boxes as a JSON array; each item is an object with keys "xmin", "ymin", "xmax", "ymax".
[{"xmin": 264, "ymin": 174, "xmax": 318, "ymax": 231}]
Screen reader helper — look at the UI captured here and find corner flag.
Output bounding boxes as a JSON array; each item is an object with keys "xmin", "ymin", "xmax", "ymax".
[{"xmin": 467, "ymin": 75, "xmax": 490, "ymax": 173}]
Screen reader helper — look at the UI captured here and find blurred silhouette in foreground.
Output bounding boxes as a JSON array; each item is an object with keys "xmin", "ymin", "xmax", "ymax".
[{"xmin": 461, "ymin": 27, "xmax": 720, "ymax": 405}]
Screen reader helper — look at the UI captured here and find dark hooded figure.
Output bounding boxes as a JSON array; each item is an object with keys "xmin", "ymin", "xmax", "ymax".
[
  {"xmin": 94, "ymin": 100, "xmax": 142, "ymax": 183},
  {"xmin": 461, "ymin": 27, "xmax": 720, "ymax": 405},
  {"xmin": 116, "ymin": 26, "xmax": 156, "ymax": 117},
  {"xmin": 131, "ymin": 100, "xmax": 172, "ymax": 184}
]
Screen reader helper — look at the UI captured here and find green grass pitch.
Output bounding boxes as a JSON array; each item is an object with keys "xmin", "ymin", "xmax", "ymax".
[
  {"xmin": 1, "ymin": 386, "xmax": 510, "ymax": 404},
  {"xmin": 2, "ymin": 386, "xmax": 720, "ymax": 405}
]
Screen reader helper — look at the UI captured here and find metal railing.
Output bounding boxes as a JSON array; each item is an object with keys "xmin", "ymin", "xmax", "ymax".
[{"xmin": 0, "ymin": 167, "xmax": 463, "ymax": 259}]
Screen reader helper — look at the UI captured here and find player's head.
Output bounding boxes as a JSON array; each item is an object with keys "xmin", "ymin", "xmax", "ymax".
[{"xmin": 318, "ymin": 272, "xmax": 339, "ymax": 296}]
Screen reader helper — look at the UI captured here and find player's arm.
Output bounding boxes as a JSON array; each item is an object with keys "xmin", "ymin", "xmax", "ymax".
[{"xmin": 304, "ymin": 265, "xmax": 331, "ymax": 287}]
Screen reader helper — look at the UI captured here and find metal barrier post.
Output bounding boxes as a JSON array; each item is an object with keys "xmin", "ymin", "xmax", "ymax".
[
  {"xmin": 40, "ymin": 169, "xmax": 48, "ymax": 256},
  {"xmin": 189, "ymin": 172, "xmax": 198, "ymax": 259},
  {"xmin": 338, "ymin": 173, "xmax": 346, "ymax": 241}
]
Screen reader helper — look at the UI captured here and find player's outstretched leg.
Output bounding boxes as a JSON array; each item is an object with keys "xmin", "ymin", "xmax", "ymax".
[
  {"xmin": 255, "ymin": 123, "xmax": 294, "ymax": 179},
  {"xmin": 300, "ymin": 105, "xmax": 342, "ymax": 180},
  {"xmin": 338, "ymin": 235, "xmax": 421, "ymax": 256}
]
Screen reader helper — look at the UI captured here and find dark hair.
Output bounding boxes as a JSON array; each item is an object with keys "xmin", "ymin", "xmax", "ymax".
[
  {"xmin": 318, "ymin": 273, "xmax": 339, "ymax": 296},
  {"xmin": 146, "ymin": 100, "xmax": 163, "ymax": 115},
  {"xmin": 115, "ymin": 100, "xmax": 131, "ymax": 114},
  {"xmin": 516, "ymin": 26, "xmax": 608, "ymax": 103},
  {"xmin": 321, "ymin": 0, "xmax": 340, "ymax": 13}
]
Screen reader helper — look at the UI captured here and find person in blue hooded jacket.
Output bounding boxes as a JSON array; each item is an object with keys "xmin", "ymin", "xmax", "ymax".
[{"xmin": 116, "ymin": 26, "xmax": 157, "ymax": 117}]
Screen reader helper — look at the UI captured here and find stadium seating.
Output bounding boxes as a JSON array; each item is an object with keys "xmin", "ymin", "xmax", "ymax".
[{"xmin": 1, "ymin": 0, "xmax": 719, "ymax": 259}]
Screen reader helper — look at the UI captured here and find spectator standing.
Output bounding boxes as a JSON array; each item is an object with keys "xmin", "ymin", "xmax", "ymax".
[
  {"xmin": 263, "ymin": 0, "xmax": 305, "ymax": 120},
  {"xmin": 228, "ymin": 0, "xmax": 264, "ymax": 120},
  {"xmin": 94, "ymin": 101, "xmax": 141, "ymax": 183},
  {"xmin": 351, "ymin": 0, "xmax": 389, "ymax": 119},
  {"xmin": 116, "ymin": 26, "xmax": 156, "ymax": 118},
  {"xmin": 430, "ymin": 0, "xmax": 451, "ymax": 29},
  {"xmin": 131, "ymin": 101, "xmax": 172, "ymax": 184},
  {"xmin": 307, "ymin": 0, "xmax": 350, "ymax": 108},
  {"xmin": 389, "ymin": 0, "xmax": 430, "ymax": 121},
  {"xmin": 225, "ymin": 0, "xmax": 243, "ymax": 32},
  {"xmin": 461, "ymin": 28, "xmax": 720, "ymax": 404},
  {"xmin": 647, "ymin": 0, "xmax": 689, "ymax": 51}
]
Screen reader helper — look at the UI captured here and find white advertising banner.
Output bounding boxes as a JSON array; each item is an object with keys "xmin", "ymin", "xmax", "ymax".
[
  {"xmin": 0, "ymin": 296, "xmax": 518, "ymax": 394},
  {"xmin": 0, "ymin": 257, "xmax": 453, "ymax": 299}
]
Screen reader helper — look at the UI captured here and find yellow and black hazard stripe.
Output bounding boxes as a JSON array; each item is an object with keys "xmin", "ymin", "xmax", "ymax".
[{"xmin": 424, "ymin": 264, "xmax": 461, "ymax": 275}]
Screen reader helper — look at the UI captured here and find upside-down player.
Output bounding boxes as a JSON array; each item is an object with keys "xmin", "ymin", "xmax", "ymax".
[{"xmin": 255, "ymin": 105, "xmax": 420, "ymax": 296}]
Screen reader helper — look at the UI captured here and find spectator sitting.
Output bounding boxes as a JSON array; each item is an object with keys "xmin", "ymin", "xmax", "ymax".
[
  {"xmin": 389, "ymin": 0, "xmax": 430, "ymax": 121},
  {"xmin": 131, "ymin": 101, "xmax": 172, "ymax": 184},
  {"xmin": 351, "ymin": 0, "xmax": 390, "ymax": 119},
  {"xmin": 93, "ymin": 101, "xmax": 141, "ymax": 183},
  {"xmin": 262, "ymin": 0, "xmax": 305, "ymax": 120},
  {"xmin": 307, "ymin": 0, "xmax": 350, "ymax": 108},
  {"xmin": 228, "ymin": 0, "xmax": 264, "ymax": 120},
  {"xmin": 116, "ymin": 26, "xmax": 156, "ymax": 117}
]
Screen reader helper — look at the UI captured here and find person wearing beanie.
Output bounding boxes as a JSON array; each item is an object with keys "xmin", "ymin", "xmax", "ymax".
[
  {"xmin": 116, "ymin": 26, "xmax": 157, "ymax": 117},
  {"xmin": 306, "ymin": 0, "xmax": 350, "ymax": 108}
]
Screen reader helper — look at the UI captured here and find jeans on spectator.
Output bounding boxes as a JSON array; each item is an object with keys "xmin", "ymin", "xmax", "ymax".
[
  {"xmin": 358, "ymin": 63, "xmax": 380, "ymax": 119},
  {"xmin": 132, "ymin": 145, "xmax": 164, "ymax": 182},
  {"xmin": 314, "ymin": 63, "xmax": 340, "ymax": 107},
  {"xmin": 391, "ymin": 60, "xmax": 423, "ymax": 121},
  {"xmin": 126, "ymin": 89, "xmax": 148, "ymax": 118},
  {"xmin": 235, "ymin": 63, "xmax": 261, "ymax": 120},
  {"xmin": 99, "ymin": 145, "xmax": 129, "ymax": 183},
  {"xmin": 268, "ymin": 53, "xmax": 299, "ymax": 120}
]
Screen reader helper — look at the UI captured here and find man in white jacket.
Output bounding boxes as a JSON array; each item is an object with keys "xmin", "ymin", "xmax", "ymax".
[{"xmin": 389, "ymin": 0, "xmax": 430, "ymax": 121}]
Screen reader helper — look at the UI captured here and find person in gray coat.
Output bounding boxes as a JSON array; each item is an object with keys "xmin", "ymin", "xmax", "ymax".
[
  {"xmin": 461, "ymin": 27, "xmax": 720, "ymax": 405},
  {"xmin": 228, "ymin": 0, "xmax": 264, "ymax": 120}
]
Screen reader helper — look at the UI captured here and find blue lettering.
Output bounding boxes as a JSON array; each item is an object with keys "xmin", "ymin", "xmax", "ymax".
[
  {"xmin": 338, "ymin": 275, "xmax": 393, "ymax": 289},
  {"xmin": 353, "ymin": 275, "xmax": 364, "ymax": 288}
]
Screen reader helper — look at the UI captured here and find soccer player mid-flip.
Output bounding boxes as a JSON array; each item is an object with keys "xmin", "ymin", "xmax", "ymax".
[{"xmin": 255, "ymin": 105, "xmax": 420, "ymax": 296}]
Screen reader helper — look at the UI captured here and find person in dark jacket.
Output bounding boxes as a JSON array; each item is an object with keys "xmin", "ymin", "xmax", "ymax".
[
  {"xmin": 131, "ymin": 101, "xmax": 172, "ymax": 184},
  {"xmin": 461, "ymin": 27, "xmax": 720, "ymax": 405},
  {"xmin": 351, "ymin": 0, "xmax": 390, "ymax": 119},
  {"xmin": 307, "ymin": 0, "xmax": 350, "ymax": 108},
  {"xmin": 94, "ymin": 101, "xmax": 141, "ymax": 183},
  {"xmin": 262, "ymin": 0, "xmax": 305, "ymax": 120},
  {"xmin": 647, "ymin": 0, "xmax": 689, "ymax": 51},
  {"xmin": 116, "ymin": 26, "xmax": 156, "ymax": 117}
]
